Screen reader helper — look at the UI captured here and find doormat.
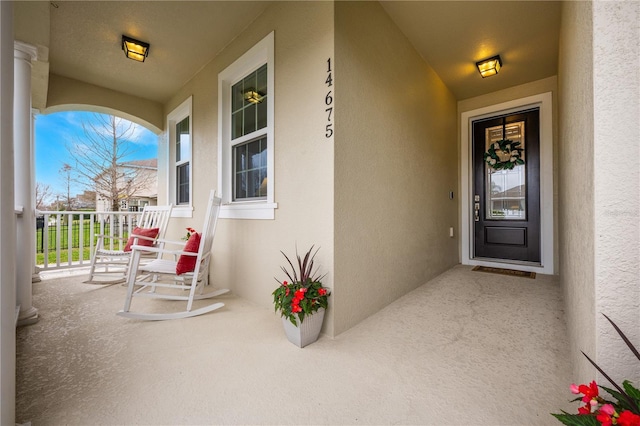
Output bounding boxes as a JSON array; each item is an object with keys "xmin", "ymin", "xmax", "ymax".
[{"xmin": 472, "ymin": 265, "xmax": 536, "ymax": 279}]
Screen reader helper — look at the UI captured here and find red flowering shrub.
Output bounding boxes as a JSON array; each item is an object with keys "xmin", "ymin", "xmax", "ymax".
[
  {"xmin": 182, "ymin": 227, "xmax": 197, "ymax": 241},
  {"xmin": 553, "ymin": 315, "xmax": 640, "ymax": 426},
  {"xmin": 272, "ymin": 246, "xmax": 330, "ymax": 326}
]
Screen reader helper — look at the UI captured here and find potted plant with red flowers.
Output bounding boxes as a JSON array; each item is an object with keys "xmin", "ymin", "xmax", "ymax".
[
  {"xmin": 272, "ymin": 245, "xmax": 330, "ymax": 348},
  {"xmin": 552, "ymin": 314, "xmax": 640, "ymax": 425}
]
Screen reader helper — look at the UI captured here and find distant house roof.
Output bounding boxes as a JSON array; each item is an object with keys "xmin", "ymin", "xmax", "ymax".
[{"xmin": 122, "ymin": 158, "xmax": 157, "ymax": 169}]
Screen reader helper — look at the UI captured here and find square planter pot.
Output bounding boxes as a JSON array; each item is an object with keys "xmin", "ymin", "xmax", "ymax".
[{"xmin": 281, "ymin": 308, "xmax": 325, "ymax": 348}]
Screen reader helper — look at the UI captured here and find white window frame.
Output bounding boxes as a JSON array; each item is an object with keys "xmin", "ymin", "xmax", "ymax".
[
  {"xmin": 167, "ymin": 96, "xmax": 193, "ymax": 218},
  {"xmin": 218, "ymin": 32, "xmax": 276, "ymax": 220}
]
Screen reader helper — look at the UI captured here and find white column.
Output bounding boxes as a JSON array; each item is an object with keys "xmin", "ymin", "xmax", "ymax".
[
  {"xmin": 14, "ymin": 41, "xmax": 38, "ymax": 326},
  {"xmin": 0, "ymin": 2, "xmax": 16, "ymax": 424}
]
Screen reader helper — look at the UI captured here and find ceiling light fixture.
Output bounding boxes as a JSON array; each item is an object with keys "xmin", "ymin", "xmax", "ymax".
[
  {"xmin": 122, "ymin": 35, "xmax": 150, "ymax": 62},
  {"xmin": 244, "ymin": 89, "xmax": 264, "ymax": 104},
  {"xmin": 476, "ymin": 55, "xmax": 502, "ymax": 78}
]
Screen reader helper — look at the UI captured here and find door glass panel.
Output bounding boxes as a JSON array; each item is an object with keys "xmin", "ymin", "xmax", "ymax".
[{"xmin": 485, "ymin": 121, "xmax": 526, "ymax": 220}]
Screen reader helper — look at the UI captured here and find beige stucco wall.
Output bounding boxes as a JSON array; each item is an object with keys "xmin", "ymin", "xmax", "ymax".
[
  {"xmin": 559, "ymin": 0, "xmax": 640, "ymax": 384},
  {"xmin": 592, "ymin": 0, "xmax": 640, "ymax": 383},
  {"xmin": 558, "ymin": 0, "xmax": 596, "ymax": 384},
  {"xmin": 46, "ymin": 74, "xmax": 164, "ymax": 133},
  {"xmin": 458, "ymin": 77, "xmax": 558, "ymax": 114},
  {"xmin": 333, "ymin": 1, "xmax": 458, "ymax": 335},
  {"xmin": 160, "ymin": 2, "xmax": 336, "ymax": 334}
]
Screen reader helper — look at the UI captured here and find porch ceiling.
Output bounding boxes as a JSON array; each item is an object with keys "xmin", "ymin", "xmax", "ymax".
[
  {"xmin": 15, "ymin": 1, "xmax": 561, "ymax": 107},
  {"xmin": 23, "ymin": 1, "xmax": 274, "ymax": 105},
  {"xmin": 380, "ymin": 1, "xmax": 561, "ymax": 100}
]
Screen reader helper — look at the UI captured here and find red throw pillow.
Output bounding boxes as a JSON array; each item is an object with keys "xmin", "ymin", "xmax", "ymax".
[
  {"xmin": 176, "ymin": 232, "xmax": 201, "ymax": 275},
  {"xmin": 124, "ymin": 227, "xmax": 160, "ymax": 252}
]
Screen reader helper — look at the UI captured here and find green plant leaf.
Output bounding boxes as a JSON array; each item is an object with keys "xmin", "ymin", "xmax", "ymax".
[
  {"xmin": 622, "ymin": 380, "xmax": 640, "ymax": 413},
  {"xmin": 596, "ymin": 386, "xmax": 623, "ymax": 411},
  {"xmin": 551, "ymin": 412, "xmax": 599, "ymax": 426}
]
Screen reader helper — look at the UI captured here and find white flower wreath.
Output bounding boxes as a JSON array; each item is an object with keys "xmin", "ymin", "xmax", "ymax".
[{"xmin": 483, "ymin": 139, "xmax": 525, "ymax": 171}]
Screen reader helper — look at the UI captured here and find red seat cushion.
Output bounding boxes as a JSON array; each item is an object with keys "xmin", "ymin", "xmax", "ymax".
[
  {"xmin": 176, "ymin": 232, "xmax": 201, "ymax": 275},
  {"xmin": 124, "ymin": 227, "xmax": 160, "ymax": 252}
]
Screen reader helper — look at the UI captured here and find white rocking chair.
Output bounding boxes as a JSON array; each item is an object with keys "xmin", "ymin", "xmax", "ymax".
[
  {"xmin": 85, "ymin": 204, "xmax": 173, "ymax": 284},
  {"xmin": 117, "ymin": 191, "xmax": 229, "ymax": 320}
]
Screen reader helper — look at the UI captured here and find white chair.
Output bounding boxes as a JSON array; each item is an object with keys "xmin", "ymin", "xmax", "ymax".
[
  {"xmin": 117, "ymin": 191, "xmax": 229, "ymax": 320},
  {"xmin": 85, "ymin": 204, "xmax": 173, "ymax": 284}
]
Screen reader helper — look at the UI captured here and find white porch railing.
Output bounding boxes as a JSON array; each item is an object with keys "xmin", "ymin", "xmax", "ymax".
[{"xmin": 35, "ymin": 210, "xmax": 143, "ymax": 271}]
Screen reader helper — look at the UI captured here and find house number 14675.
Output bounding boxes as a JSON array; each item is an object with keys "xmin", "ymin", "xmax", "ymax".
[{"xmin": 325, "ymin": 58, "xmax": 333, "ymax": 138}]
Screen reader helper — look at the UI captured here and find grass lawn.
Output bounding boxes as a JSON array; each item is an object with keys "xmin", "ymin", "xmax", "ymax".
[{"xmin": 36, "ymin": 219, "xmax": 130, "ymax": 266}]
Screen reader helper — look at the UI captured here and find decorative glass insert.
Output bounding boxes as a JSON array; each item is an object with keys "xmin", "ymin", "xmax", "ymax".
[
  {"xmin": 233, "ymin": 136, "xmax": 267, "ymax": 200},
  {"xmin": 232, "ymin": 64, "xmax": 267, "ymax": 140},
  {"xmin": 485, "ymin": 121, "xmax": 526, "ymax": 220}
]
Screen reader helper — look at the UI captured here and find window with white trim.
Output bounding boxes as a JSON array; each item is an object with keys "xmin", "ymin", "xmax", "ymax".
[
  {"xmin": 167, "ymin": 96, "xmax": 193, "ymax": 217},
  {"xmin": 218, "ymin": 32, "xmax": 276, "ymax": 219}
]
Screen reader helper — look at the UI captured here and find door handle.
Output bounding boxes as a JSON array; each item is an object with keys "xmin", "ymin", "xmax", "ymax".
[{"xmin": 474, "ymin": 197, "xmax": 480, "ymax": 222}]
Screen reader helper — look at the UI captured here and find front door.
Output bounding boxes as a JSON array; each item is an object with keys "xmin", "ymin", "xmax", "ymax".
[{"xmin": 472, "ymin": 109, "xmax": 540, "ymax": 263}]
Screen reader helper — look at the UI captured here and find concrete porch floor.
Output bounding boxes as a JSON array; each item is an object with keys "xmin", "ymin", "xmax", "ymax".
[{"xmin": 16, "ymin": 264, "xmax": 574, "ymax": 425}]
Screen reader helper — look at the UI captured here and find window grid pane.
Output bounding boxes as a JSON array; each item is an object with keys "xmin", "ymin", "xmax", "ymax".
[
  {"xmin": 177, "ymin": 163, "xmax": 190, "ymax": 205},
  {"xmin": 233, "ymin": 136, "xmax": 267, "ymax": 201},
  {"xmin": 231, "ymin": 64, "xmax": 267, "ymax": 140},
  {"xmin": 176, "ymin": 117, "xmax": 189, "ymax": 162}
]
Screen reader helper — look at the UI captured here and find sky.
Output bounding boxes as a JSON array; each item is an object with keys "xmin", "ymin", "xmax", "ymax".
[{"xmin": 35, "ymin": 111, "xmax": 158, "ymax": 200}]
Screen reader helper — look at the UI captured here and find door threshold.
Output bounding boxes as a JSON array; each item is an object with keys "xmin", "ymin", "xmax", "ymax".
[
  {"xmin": 473, "ymin": 257, "xmax": 541, "ymax": 267},
  {"xmin": 465, "ymin": 257, "xmax": 544, "ymax": 274}
]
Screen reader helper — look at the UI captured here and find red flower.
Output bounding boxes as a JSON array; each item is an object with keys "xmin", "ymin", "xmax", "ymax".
[
  {"xmin": 618, "ymin": 411, "xmax": 640, "ymax": 426},
  {"xmin": 600, "ymin": 404, "xmax": 615, "ymax": 416},
  {"xmin": 291, "ymin": 304, "xmax": 302, "ymax": 313},
  {"xmin": 282, "ymin": 281, "xmax": 288, "ymax": 286},
  {"xmin": 577, "ymin": 381, "xmax": 599, "ymax": 404},
  {"xmin": 596, "ymin": 410, "xmax": 613, "ymax": 426},
  {"xmin": 318, "ymin": 288, "xmax": 327, "ymax": 296},
  {"xmin": 294, "ymin": 289, "xmax": 306, "ymax": 300},
  {"xmin": 578, "ymin": 405, "xmax": 591, "ymax": 415}
]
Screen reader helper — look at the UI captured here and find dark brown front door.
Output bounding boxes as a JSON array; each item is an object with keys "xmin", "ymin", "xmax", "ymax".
[{"xmin": 472, "ymin": 109, "xmax": 540, "ymax": 263}]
